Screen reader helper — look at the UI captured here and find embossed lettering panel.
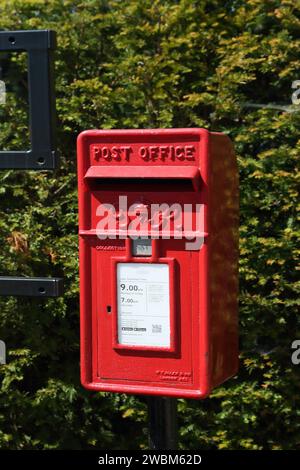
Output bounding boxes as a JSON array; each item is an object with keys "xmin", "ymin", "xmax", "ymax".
[
  {"xmin": 90, "ymin": 143, "xmax": 198, "ymax": 165},
  {"xmin": 87, "ymin": 131, "xmax": 201, "ymax": 167}
]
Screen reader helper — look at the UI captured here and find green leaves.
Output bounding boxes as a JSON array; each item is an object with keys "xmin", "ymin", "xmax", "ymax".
[{"xmin": 0, "ymin": 0, "xmax": 299, "ymax": 450}]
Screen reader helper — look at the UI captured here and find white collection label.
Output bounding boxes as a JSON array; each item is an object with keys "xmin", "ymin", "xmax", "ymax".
[{"xmin": 117, "ymin": 263, "xmax": 170, "ymax": 348}]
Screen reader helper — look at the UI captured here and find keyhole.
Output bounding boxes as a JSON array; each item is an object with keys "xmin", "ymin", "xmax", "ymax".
[{"xmin": 106, "ymin": 305, "xmax": 111, "ymax": 314}]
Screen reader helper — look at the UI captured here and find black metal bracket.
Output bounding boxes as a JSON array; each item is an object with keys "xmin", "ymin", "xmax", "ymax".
[
  {"xmin": 0, "ymin": 30, "xmax": 63, "ymax": 298},
  {"xmin": 0, "ymin": 276, "xmax": 63, "ymax": 297},
  {"xmin": 0, "ymin": 30, "xmax": 58, "ymax": 169}
]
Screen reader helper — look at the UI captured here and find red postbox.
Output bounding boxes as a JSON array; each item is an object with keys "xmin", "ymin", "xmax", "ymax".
[{"xmin": 77, "ymin": 128, "xmax": 239, "ymax": 399}]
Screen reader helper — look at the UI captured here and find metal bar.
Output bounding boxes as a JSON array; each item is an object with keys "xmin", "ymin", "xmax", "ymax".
[
  {"xmin": 148, "ymin": 397, "xmax": 178, "ymax": 450},
  {"xmin": 0, "ymin": 30, "xmax": 58, "ymax": 169},
  {"xmin": 0, "ymin": 276, "xmax": 63, "ymax": 297},
  {"xmin": 0, "ymin": 30, "xmax": 56, "ymax": 51}
]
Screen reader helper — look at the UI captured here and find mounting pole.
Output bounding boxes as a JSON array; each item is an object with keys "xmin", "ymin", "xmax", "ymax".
[{"xmin": 148, "ymin": 397, "xmax": 178, "ymax": 450}]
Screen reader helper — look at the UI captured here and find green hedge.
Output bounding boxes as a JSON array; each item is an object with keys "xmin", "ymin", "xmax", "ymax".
[{"xmin": 0, "ymin": 0, "xmax": 299, "ymax": 450}]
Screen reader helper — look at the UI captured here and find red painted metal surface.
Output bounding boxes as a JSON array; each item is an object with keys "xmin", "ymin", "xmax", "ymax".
[{"xmin": 77, "ymin": 128, "xmax": 239, "ymax": 398}]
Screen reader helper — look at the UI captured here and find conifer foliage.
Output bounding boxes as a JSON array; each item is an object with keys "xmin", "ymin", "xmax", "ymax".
[{"xmin": 0, "ymin": 0, "xmax": 299, "ymax": 449}]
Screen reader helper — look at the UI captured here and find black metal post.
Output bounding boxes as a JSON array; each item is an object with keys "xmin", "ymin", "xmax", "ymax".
[{"xmin": 148, "ymin": 397, "xmax": 178, "ymax": 450}]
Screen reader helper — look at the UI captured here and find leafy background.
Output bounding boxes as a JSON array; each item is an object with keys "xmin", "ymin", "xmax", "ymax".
[{"xmin": 0, "ymin": 0, "xmax": 299, "ymax": 450}]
